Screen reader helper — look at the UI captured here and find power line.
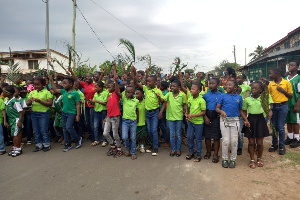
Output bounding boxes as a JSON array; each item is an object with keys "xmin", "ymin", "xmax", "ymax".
[
  {"xmin": 76, "ymin": 3, "xmax": 116, "ymax": 60},
  {"xmin": 89, "ymin": 0, "xmax": 174, "ymax": 58}
]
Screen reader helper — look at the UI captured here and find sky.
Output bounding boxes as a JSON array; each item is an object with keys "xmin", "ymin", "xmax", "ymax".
[{"xmin": 0, "ymin": 0, "xmax": 299, "ymax": 73}]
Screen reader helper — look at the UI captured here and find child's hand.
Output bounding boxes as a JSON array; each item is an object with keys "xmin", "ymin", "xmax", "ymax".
[
  {"xmin": 267, "ymin": 110, "xmax": 273, "ymax": 119},
  {"xmin": 103, "ymin": 118, "xmax": 107, "ymax": 124},
  {"xmin": 293, "ymin": 105, "xmax": 299, "ymax": 113},
  {"xmin": 17, "ymin": 120, "xmax": 22, "ymax": 128},
  {"xmin": 187, "ymin": 114, "xmax": 193, "ymax": 120},
  {"xmin": 91, "ymin": 99, "xmax": 96, "ymax": 103},
  {"xmin": 204, "ymin": 116, "xmax": 210, "ymax": 125},
  {"xmin": 244, "ymin": 120, "xmax": 250, "ymax": 128},
  {"xmin": 220, "ymin": 111, "xmax": 227, "ymax": 118},
  {"xmin": 101, "ymin": 67, "xmax": 106, "ymax": 73},
  {"xmin": 4, "ymin": 121, "xmax": 10, "ymax": 128},
  {"xmin": 156, "ymin": 93, "xmax": 161, "ymax": 98},
  {"xmin": 75, "ymin": 115, "xmax": 80, "ymax": 122},
  {"xmin": 158, "ymin": 112, "xmax": 163, "ymax": 119},
  {"xmin": 276, "ymin": 86, "xmax": 285, "ymax": 93}
]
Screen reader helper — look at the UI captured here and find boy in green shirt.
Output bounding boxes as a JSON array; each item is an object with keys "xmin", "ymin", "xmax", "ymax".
[{"xmin": 136, "ymin": 88, "xmax": 147, "ymax": 153}]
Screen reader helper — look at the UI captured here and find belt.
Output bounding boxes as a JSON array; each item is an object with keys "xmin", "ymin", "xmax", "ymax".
[
  {"xmin": 274, "ymin": 101, "xmax": 287, "ymax": 105},
  {"xmin": 146, "ymin": 108, "xmax": 159, "ymax": 112}
]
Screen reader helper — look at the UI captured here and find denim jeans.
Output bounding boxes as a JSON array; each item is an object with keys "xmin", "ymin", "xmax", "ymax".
[
  {"xmin": 238, "ymin": 117, "xmax": 244, "ymax": 149},
  {"xmin": 85, "ymin": 107, "xmax": 94, "ymax": 140},
  {"xmin": 62, "ymin": 112, "xmax": 80, "ymax": 145},
  {"xmin": 122, "ymin": 119, "xmax": 137, "ymax": 154},
  {"xmin": 146, "ymin": 109, "xmax": 159, "ymax": 149},
  {"xmin": 187, "ymin": 122, "xmax": 203, "ymax": 156},
  {"xmin": 31, "ymin": 111, "xmax": 50, "ymax": 148},
  {"xmin": 74, "ymin": 113, "xmax": 84, "ymax": 137},
  {"xmin": 167, "ymin": 120, "xmax": 182, "ymax": 152},
  {"xmin": 159, "ymin": 111, "xmax": 169, "ymax": 143},
  {"xmin": 94, "ymin": 110, "xmax": 107, "ymax": 142},
  {"xmin": 272, "ymin": 102, "xmax": 288, "ymax": 148},
  {"xmin": 24, "ymin": 111, "xmax": 33, "ymax": 141},
  {"xmin": 0, "ymin": 124, "xmax": 5, "ymax": 152}
]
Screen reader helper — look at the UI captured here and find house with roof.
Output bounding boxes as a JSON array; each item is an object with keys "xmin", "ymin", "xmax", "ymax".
[{"xmin": 239, "ymin": 26, "xmax": 300, "ymax": 80}]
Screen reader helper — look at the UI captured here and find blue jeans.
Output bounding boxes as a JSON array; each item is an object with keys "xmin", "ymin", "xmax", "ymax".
[
  {"xmin": 94, "ymin": 110, "xmax": 107, "ymax": 142},
  {"xmin": 85, "ymin": 107, "xmax": 94, "ymax": 140},
  {"xmin": 31, "ymin": 111, "xmax": 50, "ymax": 148},
  {"xmin": 272, "ymin": 102, "xmax": 288, "ymax": 148},
  {"xmin": 0, "ymin": 124, "xmax": 5, "ymax": 152},
  {"xmin": 74, "ymin": 113, "xmax": 84, "ymax": 137},
  {"xmin": 159, "ymin": 111, "xmax": 169, "ymax": 143},
  {"xmin": 146, "ymin": 109, "xmax": 159, "ymax": 149},
  {"xmin": 238, "ymin": 117, "xmax": 244, "ymax": 149},
  {"xmin": 62, "ymin": 112, "xmax": 80, "ymax": 145},
  {"xmin": 187, "ymin": 122, "xmax": 203, "ymax": 156},
  {"xmin": 167, "ymin": 120, "xmax": 182, "ymax": 152},
  {"xmin": 24, "ymin": 111, "xmax": 33, "ymax": 141},
  {"xmin": 122, "ymin": 119, "xmax": 137, "ymax": 154}
]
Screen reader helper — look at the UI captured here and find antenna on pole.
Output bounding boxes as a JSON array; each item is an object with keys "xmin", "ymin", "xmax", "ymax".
[
  {"xmin": 72, "ymin": 0, "xmax": 77, "ymax": 69},
  {"xmin": 45, "ymin": 0, "xmax": 50, "ymax": 73}
]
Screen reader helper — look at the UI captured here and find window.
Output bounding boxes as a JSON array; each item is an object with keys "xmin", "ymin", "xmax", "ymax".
[
  {"xmin": 294, "ymin": 41, "xmax": 300, "ymax": 47},
  {"xmin": 276, "ymin": 47, "xmax": 280, "ymax": 51},
  {"xmin": 28, "ymin": 60, "xmax": 39, "ymax": 69},
  {"xmin": 284, "ymin": 42, "xmax": 290, "ymax": 49}
]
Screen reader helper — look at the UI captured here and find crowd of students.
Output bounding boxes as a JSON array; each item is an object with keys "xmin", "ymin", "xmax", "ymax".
[{"xmin": 0, "ymin": 60, "xmax": 299, "ymax": 169}]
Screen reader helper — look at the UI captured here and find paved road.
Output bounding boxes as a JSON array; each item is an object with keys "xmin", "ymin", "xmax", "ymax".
[{"xmin": 1, "ymin": 142, "xmax": 224, "ymax": 200}]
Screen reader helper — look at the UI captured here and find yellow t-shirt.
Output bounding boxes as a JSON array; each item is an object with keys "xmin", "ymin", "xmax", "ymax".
[{"xmin": 268, "ymin": 78, "xmax": 293, "ymax": 103}]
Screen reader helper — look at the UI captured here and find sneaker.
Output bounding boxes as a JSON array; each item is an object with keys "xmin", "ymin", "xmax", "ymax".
[
  {"xmin": 8, "ymin": 150, "xmax": 15, "ymax": 156},
  {"xmin": 63, "ymin": 144, "xmax": 72, "ymax": 152},
  {"xmin": 229, "ymin": 160, "xmax": 236, "ymax": 168},
  {"xmin": 152, "ymin": 149, "xmax": 158, "ymax": 156},
  {"xmin": 285, "ymin": 137, "xmax": 293, "ymax": 145},
  {"xmin": 107, "ymin": 146, "xmax": 117, "ymax": 156},
  {"xmin": 114, "ymin": 149, "xmax": 124, "ymax": 157},
  {"xmin": 33, "ymin": 146, "xmax": 43, "ymax": 152},
  {"xmin": 222, "ymin": 160, "xmax": 229, "ymax": 168},
  {"xmin": 290, "ymin": 139, "xmax": 300, "ymax": 148},
  {"xmin": 140, "ymin": 145, "xmax": 145, "ymax": 153},
  {"xmin": 146, "ymin": 149, "xmax": 152, "ymax": 153},
  {"xmin": 101, "ymin": 141, "xmax": 108, "ymax": 147},
  {"xmin": 43, "ymin": 146, "xmax": 51, "ymax": 152},
  {"xmin": 268, "ymin": 145, "xmax": 278, "ymax": 152},
  {"xmin": 11, "ymin": 150, "xmax": 22, "ymax": 157},
  {"xmin": 279, "ymin": 146, "xmax": 286, "ymax": 155},
  {"xmin": 27, "ymin": 140, "xmax": 32, "ymax": 145},
  {"xmin": 75, "ymin": 137, "xmax": 82, "ymax": 149},
  {"xmin": 237, "ymin": 148, "xmax": 242, "ymax": 155}
]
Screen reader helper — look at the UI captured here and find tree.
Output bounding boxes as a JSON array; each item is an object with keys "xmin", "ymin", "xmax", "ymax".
[
  {"xmin": 249, "ymin": 45, "xmax": 265, "ymax": 61},
  {"xmin": 207, "ymin": 60, "xmax": 240, "ymax": 77},
  {"xmin": 118, "ymin": 38, "xmax": 135, "ymax": 74}
]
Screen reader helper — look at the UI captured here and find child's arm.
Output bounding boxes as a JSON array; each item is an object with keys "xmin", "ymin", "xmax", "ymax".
[
  {"xmin": 68, "ymin": 66, "xmax": 79, "ymax": 81},
  {"xmin": 187, "ymin": 109, "xmax": 206, "ymax": 121},
  {"xmin": 155, "ymin": 92, "xmax": 164, "ymax": 103},
  {"xmin": 98, "ymin": 68, "xmax": 105, "ymax": 82},
  {"xmin": 178, "ymin": 71, "xmax": 187, "ymax": 94},
  {"xmin": 183, "ymin": 103, "xmax": 187, "ymax": 116},
  {"xmin": 17, "ymin": 110, "xmax": 24, "ymax": 128},
  {"xmin": 33, "ymin": 97, "xmax": 53, "ymax": 107},
  {"xmin": 91, "ymin": 99, "xmax": 107, "ymax": 106},
  {"xmin": 158, "ymin": 102, "xmax": 166, "ymax": 119},
  {"xmin": 239, "ymin": 109, "xmax": 250, "ymax": 127},
  {"xmin": 293, "ymin": 95, "xmax": 300, "ymax": 113},
  {"xmin": 276, "ymin": 86, "xmax": 292, "ymax": 99},
  {"xmin": 136, "ymin": 108, "xmax": 139, "ymax": 124},
  {"xmin": 131, "ymin": 66, "xmax": 143, "ymax": 89},
  {"xmin": 2, "ymin": 110, "xmax": 9, "ymax": 128},
  {"xmin": 49, "ymin": 75, "xmax": 62, "ymax": 94},
  {"xmin": 113, "ymin": 64, "xmax": 122, "ymax": 98},
  {"xmin": 76, "ymin": 102, "xmax": 80, "ymax": 122},
  {"xmin": 216, "ymin": 104, "xmax": 227, "ymax": 118}
]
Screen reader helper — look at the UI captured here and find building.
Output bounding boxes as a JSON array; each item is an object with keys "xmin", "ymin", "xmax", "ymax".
[
  {"xmin": 239, "ymin": 26, "xmax": 300, "ymax": 80},
  {"xmin": 0, "ymin": 49, "xmax": 69, "ymax": 75}
]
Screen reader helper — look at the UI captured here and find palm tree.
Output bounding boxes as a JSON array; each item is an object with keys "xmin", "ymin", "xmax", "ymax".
[{"xmin": 249, "ymin": 45, "xmax": 265, "ymax": 61}]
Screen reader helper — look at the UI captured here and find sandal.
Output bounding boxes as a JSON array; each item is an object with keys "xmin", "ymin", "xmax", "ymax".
[
  {"xmin": 257, "ymin": 158, "xmax": 264, "ymax": 167},
  {"xmin": 170, "ymin": 151, "xmax": 175, "ymax": 157},
  {"xmin": 212, "ymin": 155, "xmax": 220, "ymax": 163},
  {"xmin": 176, "ymin": 151, "xmax": 181, "ymax": 157},
  {"xmin": 194, "ymin": 156, "xmax": 202, "ymax": 162},
  {"xmin": 186, "ymin": 153, "xmax": 194, "ymax": 160},
  {"xmin": 249, "ymin": 160, "xmax": 256, "ymax": 169},
  {"xmin": 131, "ymin": 154, "xmax": 137, "ymax": 160},
  {"xmin": 91, "ymin": 141, "xmax": 100, "ymax": 146},
  {"xmin": 204, "ymin": 152, "xmax": 211, "ymax": 159}
]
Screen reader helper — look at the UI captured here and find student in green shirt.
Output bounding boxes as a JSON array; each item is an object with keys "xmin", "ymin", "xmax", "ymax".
[
  {"xmin": 242, "ymin": 81, "xmax": 271, "ymax": 168},
  {"xmin": 160, "ymin": 79, "xmax": 187, "ymax": 157},
  {"xmin": 0, "ymin": 87, "xmax": 7, "ymax": 155},
  {"xmin": 136, "ymin": 88, "xmax": 147, "ymax": 153},
  {"xmin": 74, "ymin": 81, "xmax": 85, "ymax": 140},
  {"xmin": 91, "ymin": 81, "xmax": 109, "ymax": 146},
  {"xmin": 50, "ymin": 76, "xmax": 82, "ymax": 152},
  {"xmin": 50, "ymin": 85, "xmax": 64, "ymax": 144},
  {"xmin": 27, "ymin": 77, "xmax": 53, "ymax": 152}
]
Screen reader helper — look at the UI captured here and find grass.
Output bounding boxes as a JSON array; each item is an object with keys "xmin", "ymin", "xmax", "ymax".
[{"xmin": 278, "ymin": 152, "xmax": 300, "ymax": 168}]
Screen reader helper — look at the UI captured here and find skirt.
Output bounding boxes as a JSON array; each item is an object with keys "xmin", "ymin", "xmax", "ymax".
[
  {"xmin": 203, "ymin": 110, "xmax": 222, "ymax": 139},
  {"xmin": 244, "ymin": 114, "xmax": 269, "ymax": 138}
]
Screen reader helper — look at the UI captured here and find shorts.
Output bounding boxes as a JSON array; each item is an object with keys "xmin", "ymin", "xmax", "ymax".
[
  {"xmin": 54, "ymin": 113, "xmax": 63, "ymax": 128},
  {"xmin": 286, "ymin": 111, "xmax": 300, "ymax": 124},
  {"xmin": 10, "ymin": 118, "xmax": 23, "ymax": 137}
]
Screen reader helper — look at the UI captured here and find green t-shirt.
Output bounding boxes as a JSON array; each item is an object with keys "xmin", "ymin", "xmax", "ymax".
[
  {"xmin": 242, "ymin": 96, "xmax": 264, "ymax": 114},
  {"xmin": 93, "ymin": 90, "xmax": 109, "ymax": 112},
  {"xmin": 137, "ymin": 99, "xmax": 146, "ymax": 126},
  {"xmin": 142, "ymin": 85, "xmax": 163, "ymax": 111},
  {"xmin": 163, "ymin": 92, "xmax": 186, "ymax": 121},
  {"xmin": 285, "ymin": 74, "xmax": 300, "ymax": 111},
  {"xmin": 5, "ymin": 97, "xmax": 23, "ymax": 124},
  {"xmin": 0, "ymin": 98, "xmax": 5, "ymax": 124},
  {"xmin": 239, "ymin": 83, "xmax": 251, "ymax": 100},
  {"xmin": 60, "ymin": 89, "xmax": 80, "ymax": 114},
  {"xmin": 187, "ymin": 94, "xmax": 206, "ymax": 124},
  {"xmin": 28, "ymin": 89, "xmax": 52, "ymax": 112},
  {"xmin": 122, "ymin": 93, "xmax": 139, "ymax": 120},
  {"xmin": 77, "ymin": 89, "xmax": 85, "ymax": 101}
]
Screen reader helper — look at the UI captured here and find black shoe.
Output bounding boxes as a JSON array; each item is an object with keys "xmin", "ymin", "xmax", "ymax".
[
  {"xmin": 170, "ymin": 151, "xmax": 175, "ymax": 157},
  {"xmin": 222, "ymin": 160, "xmax": 229, "ymax": 168},
  {"xmin": 43, "ymin": 146, "xmax": 51, "ymax": 152},
  {"xmin": 290, "ymin": 139, "xmax": 300, "ymax": 148},
  {"xmin": 63, "ymin": 144, "xmax": 72, "ymax": 152},
  {"xmin": 279, "ymin": 147, "xmax": 286, "ymax": 155},
  {"xmin": 33, "ymin": 147, "xmax": 43, "ymax": 152},
  {"xmin": 237, "ymin": 148, "xmax": 242, "ymax": 155},
  {"xmin": 285, "ymin": 137, "xmax": 293, "ymax": 145},
  {"xmin": 229, "ymin": 160, "xmax": 236, "ymax": 168},
  {"xmin": 268, "ymin": 145, "xmax": 278, "ymax": 152}
]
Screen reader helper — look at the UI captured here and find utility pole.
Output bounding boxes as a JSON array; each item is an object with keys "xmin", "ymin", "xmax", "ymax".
[
  {"xmin": 72, "ymin": 0, "xmax": 76, "ymax": 68},
  {"xmin": 245, "ymin": 48, "xmax": 247, "ymax": 65},
  {"xmin": 46, "ymin": 0, "xmax": 50, "ymax": 72},
  {"xmin": 233, "ymin": 45, "xmax": 236, "ymax": 64}
]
